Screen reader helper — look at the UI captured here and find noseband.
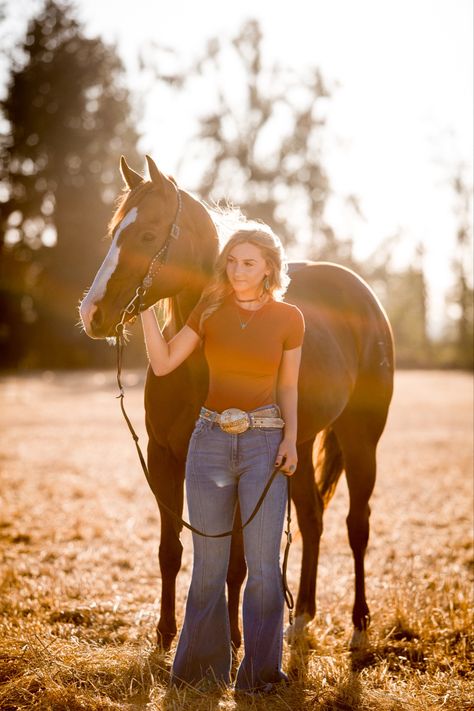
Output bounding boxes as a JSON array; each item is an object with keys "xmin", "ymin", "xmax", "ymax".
[{"xmin": 115, "ymin": 184, "xmax": 183, "ymax": 333}]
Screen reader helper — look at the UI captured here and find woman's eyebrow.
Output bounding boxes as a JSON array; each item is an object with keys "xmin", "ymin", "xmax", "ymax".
[{"xmin": 228, "ymin": 255, "xmax": 257, "ymax": 263}]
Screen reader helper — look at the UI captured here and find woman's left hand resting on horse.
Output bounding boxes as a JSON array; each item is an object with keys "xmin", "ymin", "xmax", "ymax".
[{"xmin": 275, "ymin": 346, "xmax": 302, "ymax": 476}]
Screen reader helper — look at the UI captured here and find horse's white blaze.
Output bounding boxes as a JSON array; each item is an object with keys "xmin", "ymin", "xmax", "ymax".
[{"xmin": 80, "ymin": 207, "xmax": 138, "ymax": 332}]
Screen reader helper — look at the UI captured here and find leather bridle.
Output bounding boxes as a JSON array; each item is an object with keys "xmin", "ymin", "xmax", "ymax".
[{"xmin": 115, "ymin": 185, "xmax": 183, "ymax": 334}]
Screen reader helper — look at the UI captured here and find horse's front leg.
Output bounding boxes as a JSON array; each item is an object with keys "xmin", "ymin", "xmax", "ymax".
[
  {"xmin": 227, "ymin": 505, "xmax": 246, "ymax": 653},
  {"xmin": 147, "ymin": 439, "xmax": 184, "ymax": 650}
]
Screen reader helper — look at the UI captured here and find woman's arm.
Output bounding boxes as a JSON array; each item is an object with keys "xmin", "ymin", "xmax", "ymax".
[
  {"xmin": 140, "ymin": 308, "xmax": 201, "ymax": 376},
  {"xmin": 275, "ymin": 346, "xmax": 302, "ymax": 476}
]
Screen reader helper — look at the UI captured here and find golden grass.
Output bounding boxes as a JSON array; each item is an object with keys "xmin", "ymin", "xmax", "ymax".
[{"xmin": 0, "ymin": 370, "xmax": 472, "ymax": 710}]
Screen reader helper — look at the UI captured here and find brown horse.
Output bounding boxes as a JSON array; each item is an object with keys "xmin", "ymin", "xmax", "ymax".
[{"xmin": 80, "ymin": 155, "xmax": 394, "ymax": 651}]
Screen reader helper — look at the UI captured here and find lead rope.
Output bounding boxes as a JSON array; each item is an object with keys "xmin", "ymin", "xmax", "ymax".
[{"xmin": 282, "ymin": 477, "xmax": 294, "ymax": 623}]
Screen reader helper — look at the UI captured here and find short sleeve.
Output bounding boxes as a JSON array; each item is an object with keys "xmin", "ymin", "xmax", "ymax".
[
  {"xmin": 283, "ymin": 305, "xmax": 305, "ymax": 350},
  {"xmin": 186, "ymin": 299, "xmax": 206, "ymax": 335}
]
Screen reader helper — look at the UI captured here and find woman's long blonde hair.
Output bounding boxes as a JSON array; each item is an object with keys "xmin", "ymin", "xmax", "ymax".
[{"xmin": 197, "ymin": 224, "xmax": 290, "ymax": 333}]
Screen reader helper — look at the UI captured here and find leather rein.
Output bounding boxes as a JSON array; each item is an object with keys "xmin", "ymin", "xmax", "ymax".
[{"xmin": 113, "ymin": 184, "xmax": 294, "ymax": 622}]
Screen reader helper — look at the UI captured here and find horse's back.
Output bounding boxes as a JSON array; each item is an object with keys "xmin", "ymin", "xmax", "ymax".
[{"xmin": 286, "ymin": 262, "xmax": 394, "ymax": 442}]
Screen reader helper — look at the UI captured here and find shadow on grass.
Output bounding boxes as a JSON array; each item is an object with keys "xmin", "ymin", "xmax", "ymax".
[
  {"xmin": 145, "ymin": 646, "xmax": 172, "ymax": 683},
  {"xmin": 287, "ymin": 637, "xmax": 365, "ymax": 710},
  {"xmin": 321, "ymin": 670, "xmax": 363, "ymax": 711},
  {"xmin": 284, "ymin": 637, "xmax": 318, "ymax": 710},
  {"xmin": 350, "ymin": 640, "xmax": 427, "ymax": 674}
]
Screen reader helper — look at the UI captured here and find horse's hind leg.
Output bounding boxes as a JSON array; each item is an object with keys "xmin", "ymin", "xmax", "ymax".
[
  {"xmin": 333, "ymin": 418, "xmax": 376, "ymax": 649},
  {"xmin": 227, "ymin": 514, "xmax": 246, "ymax": 661},
  {"xmin": 147, "ymin": 440, "xmax": 184, "ymax": 650},
  {"xmin": 289, "ymin": 437, "xmax": 323, "ymax": 640}
]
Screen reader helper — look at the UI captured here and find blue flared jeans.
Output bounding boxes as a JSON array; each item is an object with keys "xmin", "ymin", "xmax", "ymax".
[{"xmin": 171, "ymin": 407, "xmax": 288, "ymax": 691}]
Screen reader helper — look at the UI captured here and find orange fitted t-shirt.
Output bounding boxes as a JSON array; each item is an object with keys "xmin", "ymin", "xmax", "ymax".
[{"xmin": 186, "ymin": 295, "xmax": 305, "ymax": 412}]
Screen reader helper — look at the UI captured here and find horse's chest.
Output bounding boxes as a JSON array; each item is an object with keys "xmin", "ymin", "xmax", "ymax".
[{"xmin": 144, "ymin": 368, "xmax": 204, "ymax": 457}]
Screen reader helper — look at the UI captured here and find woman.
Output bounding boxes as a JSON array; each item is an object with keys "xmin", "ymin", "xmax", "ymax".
[{"xmin": 140, "ymin": 224, "xmax": 304, "ymax": 693}]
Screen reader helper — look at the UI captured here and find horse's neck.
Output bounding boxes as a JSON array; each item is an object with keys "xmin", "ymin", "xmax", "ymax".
[
  {"xmin": 185, "ymin": 190, "xmax": 219, "ymax": 277},
  {"xmin": 166, "ymin": 192, "xmax": 217, "ymax": 336},
  {"xmin": 170, "ymin": 287, "xmax": 205, "ymax": 334}
]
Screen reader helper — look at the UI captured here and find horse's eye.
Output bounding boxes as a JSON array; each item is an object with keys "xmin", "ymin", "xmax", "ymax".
[{"xmin": 142, "ymin": 232, "xmax": 157, "ymax": 242}]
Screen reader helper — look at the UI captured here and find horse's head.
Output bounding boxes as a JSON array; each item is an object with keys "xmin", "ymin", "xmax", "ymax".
[{"xmin": 80, "ymin": 156, "xmax": 218, "ymax": 339}]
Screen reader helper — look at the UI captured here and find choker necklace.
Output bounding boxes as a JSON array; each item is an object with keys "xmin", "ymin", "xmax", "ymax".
[{"xmin": 234, "ymin": 295, "xmax": 262, "ymax": 303}]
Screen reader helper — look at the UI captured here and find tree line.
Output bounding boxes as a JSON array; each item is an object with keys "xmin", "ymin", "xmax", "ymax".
[{"xmin": 0, "ymin": 1, "xmax": 472, "ymax": 370}]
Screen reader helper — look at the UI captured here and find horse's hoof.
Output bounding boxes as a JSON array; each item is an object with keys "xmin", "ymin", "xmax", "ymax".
[
  {"xmin": 156, "ymin": 630, "xmax": 175, "ymax": 651},
  {"xmin": 285, "ymin": 613, "xmax": 312, "ymax": 645},
  {"xmin": 350, "ymin": 627, "xmax": 369, "ymax": 651}
]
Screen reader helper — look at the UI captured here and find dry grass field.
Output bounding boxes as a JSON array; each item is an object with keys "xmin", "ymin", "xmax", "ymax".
[{"xmin": 0, "ymin": 369, "xmax": 472, "ymax": 710}]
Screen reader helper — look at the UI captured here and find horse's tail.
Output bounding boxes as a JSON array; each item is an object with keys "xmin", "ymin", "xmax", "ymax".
[{"xmin": 315, "ymin": 428, "xmax": 344, "ymax": 509}]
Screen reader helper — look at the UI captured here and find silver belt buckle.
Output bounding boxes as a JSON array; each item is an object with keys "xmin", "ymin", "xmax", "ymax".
[{"xmin": 219, "ymin": 408, "xmax": 250, "ymax": 434}]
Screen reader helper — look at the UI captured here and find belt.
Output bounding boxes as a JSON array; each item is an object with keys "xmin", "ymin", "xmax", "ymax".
[{"xmin": 200, "ymin": 406, "xmax": 285, "ymax": 434}]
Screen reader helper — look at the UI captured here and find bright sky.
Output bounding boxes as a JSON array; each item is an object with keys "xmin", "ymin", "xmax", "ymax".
[{"xmin": 2, "ymin": 0, "xmax": 473, "ymax": 333}]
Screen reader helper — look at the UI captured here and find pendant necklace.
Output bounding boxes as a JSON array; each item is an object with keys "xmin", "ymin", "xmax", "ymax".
[
  {"xmin": 234, "ymin": 295, "xmax": 268, "ymax": 330},
  {"xmin": 236, "ymin": 306, "xmax": 258, "ymax": 330},
  {"xmin": 233, "ymin": 291, "xmax": 269, "ymax": 329}
]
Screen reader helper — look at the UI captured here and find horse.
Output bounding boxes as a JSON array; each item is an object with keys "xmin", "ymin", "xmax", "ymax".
[{"xmin": 80, "ymin": 155, "xmax": 394, "ymax": 652}]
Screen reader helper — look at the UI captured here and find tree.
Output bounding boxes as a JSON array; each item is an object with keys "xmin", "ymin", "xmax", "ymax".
[
  {"xmin": 447, "ymin": 167, "xmax": 473, "ymax": 368},
  {"xmin": 361, "ymin": 238, "xmax": 431, "ymax": 367},
  {"xmin": 385, "ymin": 265, "xmax": 430, "ymax": 368},
  {"xmin": 0, "ymin": 0, "xmax": 140, "ymax": 368},
  {"xmin": 183, "ymin": 20, "xmax": 341, "ymax": 258}
]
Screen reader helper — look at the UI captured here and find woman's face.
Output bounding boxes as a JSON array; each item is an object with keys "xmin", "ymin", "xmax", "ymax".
[{"xmin": 225, "ymin": 241, "xmax": 269, "ymax": 298}]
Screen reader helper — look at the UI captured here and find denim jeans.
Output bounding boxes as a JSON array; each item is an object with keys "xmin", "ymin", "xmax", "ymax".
[{"xmin": 171, "ymin": 406, "xmax": 288, "ymax": 691}]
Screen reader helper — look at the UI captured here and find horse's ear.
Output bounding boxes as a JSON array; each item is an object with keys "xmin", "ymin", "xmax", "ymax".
[
  {"xmin": 146, "ymin": 155, "xmax": 167, "ymax": 190},
  {"xmin": 120, "ymin": 156, "xmax": 144, "ymax": 190}
]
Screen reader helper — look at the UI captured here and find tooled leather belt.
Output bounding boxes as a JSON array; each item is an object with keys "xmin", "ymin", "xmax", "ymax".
[{"xmin": 199, "ymin": 406, "xmax": 285, "ymax": 434}]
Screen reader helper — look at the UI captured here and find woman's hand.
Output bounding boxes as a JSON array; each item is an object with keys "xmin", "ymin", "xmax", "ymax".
[
  {"xmin": 141, "ymin": 310, "xmax": 200, "ymax": 376},
  {"xmin": 274, "ymin": 438, "xmax": 298, "ymax": 476},
  {"xmin": 275, "ymin": 346, "xmax": 301, "ymax": 477}
]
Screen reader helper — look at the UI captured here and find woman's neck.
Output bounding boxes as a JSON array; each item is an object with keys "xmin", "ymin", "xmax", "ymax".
[{"xmin": 232, "ymin": 291, "xmax": 270, "ymax": 310}]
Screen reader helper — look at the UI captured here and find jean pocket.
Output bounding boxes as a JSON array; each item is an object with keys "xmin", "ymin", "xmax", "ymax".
[{"xmin": 191, "ymin": 418, "xmax": 211, "ymax": 438}]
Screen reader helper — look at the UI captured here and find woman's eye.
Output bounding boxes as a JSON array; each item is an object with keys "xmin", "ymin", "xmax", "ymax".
[{"xmin": 142, "ymin": 232, "xmax": 157, "ymax": 242}]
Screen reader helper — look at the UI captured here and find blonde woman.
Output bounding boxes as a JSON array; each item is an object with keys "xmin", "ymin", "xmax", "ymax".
[{"xmin": 140, "ymin": 224, "xmax": 304, "ymax": 694}]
